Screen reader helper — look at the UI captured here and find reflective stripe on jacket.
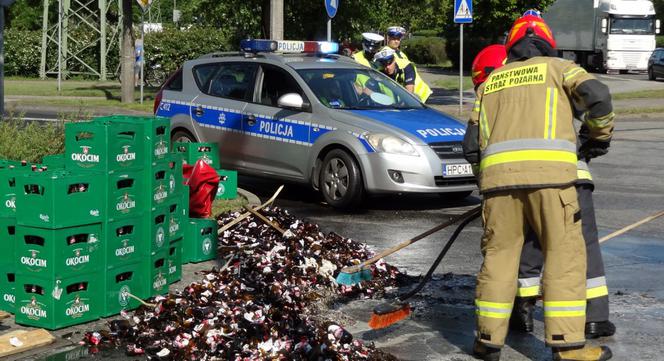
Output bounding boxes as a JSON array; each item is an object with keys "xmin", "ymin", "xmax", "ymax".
[{"xmin": 468, "ymin": 57, "xmax": 614, "ymax": 193}]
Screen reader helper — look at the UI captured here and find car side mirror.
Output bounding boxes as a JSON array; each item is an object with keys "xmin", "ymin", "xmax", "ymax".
[
  {"xmin": 277, "ymin": 93, "xmax": 309, "ymax": 111},
  {"xmin": 656, "ymin": 19, "xmax": 661, "ymax": 34},
  {"xmin": 601, "ymin": 18, "xmax": 608, "ymax": 34}
]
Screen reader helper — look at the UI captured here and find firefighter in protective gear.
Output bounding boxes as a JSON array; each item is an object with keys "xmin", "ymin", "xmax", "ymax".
[
  {"xmin": 352, "ymin": 32, "xmax": 384, "ymax": 68},
  {"xmin": 373, "ymin": 48, "xmax": 432, "ymax": 103},
  {"xmin": 463, "ymin": 14, "xmax": 614, "ymax": 361}
]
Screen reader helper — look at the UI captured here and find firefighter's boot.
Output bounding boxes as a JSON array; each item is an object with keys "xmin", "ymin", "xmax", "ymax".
[
  {"xmin": 585, "ymin": 321, "xmax": 616, "ymax": 339},
  {"xmin": 472, "ymin": 339, "xmax": 501, "ymax": 361},
  {"xmin": 552, "ymin": 345, "xmax": 612, "ymax": 361},
  {"xmin": 509, "ymin": 297, "xmax": 536, "ymax": 332}
]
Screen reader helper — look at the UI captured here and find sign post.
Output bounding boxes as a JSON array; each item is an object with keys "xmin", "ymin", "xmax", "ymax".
[
  {"xmin": 324, "ymin": 0, "xmax": 339, "ymax": 42},
  {"xmin": 0, "ymin": 0, "xmax": 16, "ymax": 120},
  {"xmin": 454, "ymin": 0, "xmax": 472, "ymax": 115}
]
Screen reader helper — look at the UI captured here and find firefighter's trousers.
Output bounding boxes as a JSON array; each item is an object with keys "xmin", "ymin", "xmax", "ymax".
[
  {"xmin": 517, "ymin": 184, "xmax": 609, "ymax": 322},
  {"xmin": 476, "ymin": 186, "xmax": 587, "ymax": 348}
]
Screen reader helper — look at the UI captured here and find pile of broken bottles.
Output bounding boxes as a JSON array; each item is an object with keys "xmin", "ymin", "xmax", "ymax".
[{"xmin": 84, "ymin": 207, "xmax": 402, "ymax": 360}]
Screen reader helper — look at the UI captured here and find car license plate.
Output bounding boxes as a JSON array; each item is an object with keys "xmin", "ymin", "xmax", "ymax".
[{"xmin": 443, "ymin": 163, "xmax": 473, "ymax": 177}]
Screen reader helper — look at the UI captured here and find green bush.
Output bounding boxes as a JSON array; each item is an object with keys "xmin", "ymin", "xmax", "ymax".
[
  {"xmin": 401, "ymin": 37, "xmax": 447, "ymax": 65},
  {"xmin": 411, "ymin": 29, "xmax": 440, "ymax": 37},
  {"xmin": 0, "ymin": 117, "xmax": 65, "ymax": 163},
  {"xmin": 445, "ymin": 37, "xmax": 493, "ymax": 69},
  {"xmin": 144, "ymin": 26, "xmax": 232, "ymax": 79},
  {"xmin": 4, "ymin": 30, "xmax": 42, "ymax": 76},
  {"xmin": 3, "ymin": 26, "xmax": 231, "ymax": 79},
  {"xmin": 657, "ymin": 35, "xmax": 664, "ymax": 48}
]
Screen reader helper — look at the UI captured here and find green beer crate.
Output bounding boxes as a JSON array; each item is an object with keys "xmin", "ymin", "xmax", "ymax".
[
  {"xmin": 0, "ymin": 217, "xmax": 16, "ymax": 268},
  {"xmin": 147, "ymin": 161, "xmax": 172, "ymax": 208},
  {"xmin": 0, "ymin": 272, "xmax": 15, "ymax": 313},
  {"xmin": 215, "ymin": 169, "xmax": 238, "ymax": 200},
  {"xmin": 15, "ymin": 273, "xmax": 101, "ymax": 330},
  {"xmin": 103, "ymin": 262, "xmax": 146, "ymax": 316},
  {"xmin": 16, "ymin": 170, "xmax": 104, "ymax": 228},
  {"xmin": 140, "ymin": 250, "xmax": 169, "ymax": 296},
  {"xmin": 167, "ymin": 201, "xmax": 186, "ymax": 241},
  {"xmin": 146, "ymin": 207, "xmax": 169, "ymax": 253},
  {"xmin": 172, "ymin": 142, "xmax": 220, "ymax": 168},
  {"xmin": 0, "ymin": 164, "xmax": 19, "ymax": 217},
  {"xmin": 15, "ymin": 224, "xmax": 103, "ymax": 277},
  {"xmin": 94, "ymin": 115, "xmax": 170, "ymax": 164},
  {"xmin": 167, "ymin": 239, "xmax": 182, "ymax": 284},
  {"xmin": 184, "ymin": 218, "xmax": 217, "ymax": 263},
  {"xmin": 182, "ymin": 187, "xmax": 190, "ymax": 218},
  {"xmin": 104, "ymin": 171, "xmax": 145, "ymax": 222},
  {"xmin": 64, "ymin": 121, "xmax": 145, "ymax": 173},
  {"xmin": 104, "ymin": 216, "xmax": 145, "ymax": 268},
  {"xmin": 167, "ymin": 153, "xmax": 185, "ymax": 194},
  {"xmin": 41, "ymin": 154, "xmax": 66, "ymax": 169}
]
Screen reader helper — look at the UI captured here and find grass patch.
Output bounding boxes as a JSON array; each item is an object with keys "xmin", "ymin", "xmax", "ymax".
[
  {"xmin": 14, "ymin": 98, "xmax": 154, "ymax": 113},
  {"xmin": 612, "ymin": 89, "xmax": 664, "ymax": 100},
  {"xmin": 433, "ymin": 76, "xmax": 474, "ymax": 91},
  {"xmin": 615, "ymin": 106, "xmax": 664, "ymax": 115},
  {"xmin": 212, "ymin": 196, "xmax": 248, "ymax": 218}
]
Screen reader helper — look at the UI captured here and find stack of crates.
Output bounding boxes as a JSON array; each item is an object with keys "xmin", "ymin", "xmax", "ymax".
[
  {"xmin": 13, "ymin": 162, "xmax": 105, "ymax": 329},
  {"xmin": 88, "ymin": 115, "xmax": 187, "ymax": 312},
  {"xmin": 172, "ymin": 142, "xmax": 220, "ymax": 264}
]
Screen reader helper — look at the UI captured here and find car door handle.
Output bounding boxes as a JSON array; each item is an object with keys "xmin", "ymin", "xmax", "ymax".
[
  {"xmin": 194, "ymin": 106, "xmax": 204, "ymax": 117},
  {"xmin": 246, "ymin": 114, "xmax": 256, "ymax": 126}
]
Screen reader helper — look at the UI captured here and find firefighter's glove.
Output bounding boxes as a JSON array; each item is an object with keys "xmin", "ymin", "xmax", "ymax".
[{"xmin": 578, "ymin": 139, "xmax": 610, "ymax": 160}]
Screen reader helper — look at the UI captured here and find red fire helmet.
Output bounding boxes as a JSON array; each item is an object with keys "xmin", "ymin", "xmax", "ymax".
[
  {"xmin": 471, "ymin": 44, "xmax": 507, "ymax": 87},
  {"xmin": 505, "ymin": 14, "xmax": 556, "ymax": 52}
]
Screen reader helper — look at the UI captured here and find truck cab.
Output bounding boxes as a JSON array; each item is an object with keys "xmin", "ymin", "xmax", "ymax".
[
  {"xmin": 599, "ymin": 0, "xmax": 660, "ymax": 72},
  {"xmin": 544, "ymin": 0, "xmax": 660, "ymax": 73}
]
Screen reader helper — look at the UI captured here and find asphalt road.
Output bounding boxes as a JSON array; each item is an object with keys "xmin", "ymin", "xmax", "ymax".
[{"xmin": 236, "ymin": 112, "xmax": 664, "ymax": 361}]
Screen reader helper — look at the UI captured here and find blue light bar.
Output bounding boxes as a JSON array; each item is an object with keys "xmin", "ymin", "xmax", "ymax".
[
  {"xmin": 240, "ymin": 39, "xmax": 278, "ymax": 53},
  {"xmin": 317, "ymin": 41, "xmax": 339, "ymax": 54}
]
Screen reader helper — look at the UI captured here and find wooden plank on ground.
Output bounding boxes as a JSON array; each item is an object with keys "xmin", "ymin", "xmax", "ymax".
[{"xmin": 0, "ymin": 329, "xmax": 55, "ymax": 358}]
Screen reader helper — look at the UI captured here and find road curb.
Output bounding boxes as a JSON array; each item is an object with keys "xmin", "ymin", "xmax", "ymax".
[{"xmin": 238, "ymin": 187, "xmax": 261, "ymax": 207}]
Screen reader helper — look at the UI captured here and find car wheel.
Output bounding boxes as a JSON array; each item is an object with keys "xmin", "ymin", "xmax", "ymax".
[
  {"xmin": 648, "ymin": 67, "xmax": 656, "ymax": 81},
  {"xmin": 319, "ymin": 149, "xmax": 364, "ymax": 209},
  {"xmin": 439, "ymin": 191, "xmax": 473, "ymax": 201},
  {"xmin": 171, "ymin": 129, "xmax": 196, "ymax": 144}
]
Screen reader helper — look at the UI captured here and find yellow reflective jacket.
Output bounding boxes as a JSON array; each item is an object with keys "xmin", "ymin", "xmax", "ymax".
[
  {"xmin": 468, "ymin": 57, "xmax": 614, "ymax": 193},
  {"xmin": 352, "ymin": 51, "xmax": 372, "ymax": 67}
]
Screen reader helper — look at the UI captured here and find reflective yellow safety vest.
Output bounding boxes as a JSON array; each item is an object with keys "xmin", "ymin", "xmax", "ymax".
[{"xmin": 352, "ymin": 51, "xmax": 372, "ymax": 68}]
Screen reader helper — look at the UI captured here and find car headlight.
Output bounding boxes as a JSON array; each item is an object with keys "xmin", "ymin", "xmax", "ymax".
[{"xmin": 365, "ymin": 133, "xmax": 419, "ymax": 156}]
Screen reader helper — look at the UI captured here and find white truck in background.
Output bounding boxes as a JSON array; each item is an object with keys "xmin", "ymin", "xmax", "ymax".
[{"xmin": 543, "ymin": 0, "xmax": 660, "ymax": 73}]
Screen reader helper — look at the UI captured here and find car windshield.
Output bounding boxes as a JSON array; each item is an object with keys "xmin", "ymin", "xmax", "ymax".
[
  {"xmin": 297, "ymin": 68, "xmax": 424, "ymax": 110},
  {"xmin": 610, "ymin": 16, "xmax": 655, "ymax": 35}
]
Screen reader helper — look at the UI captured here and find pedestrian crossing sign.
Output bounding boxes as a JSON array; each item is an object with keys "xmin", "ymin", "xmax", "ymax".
[{"xmin": 454, "ymin": 0, "xmax": 473, "ymax": 23}]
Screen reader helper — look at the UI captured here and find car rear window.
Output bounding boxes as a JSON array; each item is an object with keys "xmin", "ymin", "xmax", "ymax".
[
  {"xmin": 164, "ymin": 68, "xmax": 183, "ymax": 91},
  {"xmin": 193, "ymin": 63, "xmax": 257, "ymax": 102}
]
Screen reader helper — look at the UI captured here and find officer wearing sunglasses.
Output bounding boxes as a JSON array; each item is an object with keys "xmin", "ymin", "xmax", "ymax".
[
  {"xmin": 384, "ymin": 26, "xmax": 410, "ymax": 62},
  {"xmin": 374, "ymin": 48, "xmax": 432, "ymax": 102}
]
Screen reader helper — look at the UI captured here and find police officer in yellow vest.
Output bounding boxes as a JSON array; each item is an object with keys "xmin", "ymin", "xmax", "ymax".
[
  {"xmin": 384, "ymin": 26, "xmax": 411, "ymax": 62},
  {"xmin": 373, "ymin": 48, "xmax": 432, "ymax": 103},
  {"xmin": 352, "ymin": 32, "xmax": 384, "ymax": 68},
  {"xmin": 463, "ymin": 14, "xmax": 614, "ymax": 361}
]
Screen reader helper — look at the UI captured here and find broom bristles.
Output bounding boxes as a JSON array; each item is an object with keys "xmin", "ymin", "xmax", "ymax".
[{"xmin": 368, "ymin": 303, "xmax": 411, "ymax": 329}]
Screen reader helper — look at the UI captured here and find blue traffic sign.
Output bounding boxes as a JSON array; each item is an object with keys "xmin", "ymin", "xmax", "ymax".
[
  {"xmin": 454, "ymin": 0, "xmax": 472, "ymax": 24},
  {"xmin": 325, "ymin": 0, "xmax": 339, "ymax": 19}
]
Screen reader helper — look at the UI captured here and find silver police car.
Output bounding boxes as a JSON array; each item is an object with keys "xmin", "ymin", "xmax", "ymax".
[{"xmin": 155, "ymin": 40, "xmax": 475, "ymax": 208}]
